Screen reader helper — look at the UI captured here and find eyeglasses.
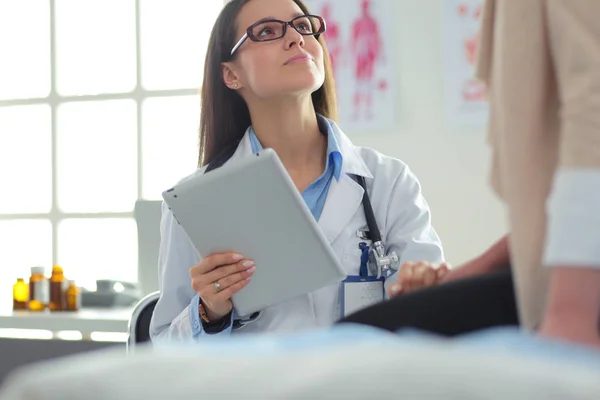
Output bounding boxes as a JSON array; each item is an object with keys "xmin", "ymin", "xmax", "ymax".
[{"xmin": 230, "ymin": 14, "xmax": 326, "ymax": 57}]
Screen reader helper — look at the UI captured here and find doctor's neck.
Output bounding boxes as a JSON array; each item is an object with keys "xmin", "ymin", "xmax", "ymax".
[{"xmin": 246, "ymin": 95, "xmax": 327, "ymax": 172}]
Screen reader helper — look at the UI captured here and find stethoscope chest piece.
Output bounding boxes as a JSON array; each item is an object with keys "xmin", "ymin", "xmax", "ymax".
[{"xmin": 368, "ymin": 241, "xmax": 400, "ymax": 279}]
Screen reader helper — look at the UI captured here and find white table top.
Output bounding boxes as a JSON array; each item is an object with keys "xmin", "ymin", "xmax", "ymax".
[{"xmin": 0, "ymin": 306, "xmax": 133, "ymax": 334}]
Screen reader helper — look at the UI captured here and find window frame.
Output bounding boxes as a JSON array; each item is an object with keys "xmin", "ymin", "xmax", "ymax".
[{"xmin": 0, "ymin": 0, "xmax": 227, "ymax": 283}]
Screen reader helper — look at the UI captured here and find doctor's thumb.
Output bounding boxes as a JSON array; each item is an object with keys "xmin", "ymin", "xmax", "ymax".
[
  {"xmin": 387, "ymin": 283, "xmax": 403, "ymax": 298},
  {"xmin": 437, "ymin": 263, "xmax": 450, "ymax": 278}
]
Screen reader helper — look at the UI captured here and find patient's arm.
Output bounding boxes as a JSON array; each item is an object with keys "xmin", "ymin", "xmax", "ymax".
[
  {"xmin": 539, "ymin": 268, "xmax": 600, "ymax": 348},
  {"xmin": 386, "ymin": 235, "xmax": 510, "ymax": 298},
  {"xmin": 441, "ymin": 234, "xmax": 510, "ymax": 284},
  {"xmin": 537, "ymin": 1, "xmax": 600, "ymax": 348}
]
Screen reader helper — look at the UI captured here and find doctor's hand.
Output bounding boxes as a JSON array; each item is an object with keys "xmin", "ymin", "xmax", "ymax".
[
  {"xmin": 190, "ymin": 252, "xmax": 256, "ymax": 321},
  {"xmin": 386, "ymin": 261, "xmax": 449, "ymax": 298}
]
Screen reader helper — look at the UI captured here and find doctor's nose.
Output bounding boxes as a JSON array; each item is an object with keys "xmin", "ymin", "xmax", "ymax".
[{"xmin": 284, "ymin": 27, "xmax": 305, "ymax": 49}]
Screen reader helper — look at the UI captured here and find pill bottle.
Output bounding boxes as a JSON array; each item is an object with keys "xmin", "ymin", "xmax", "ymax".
[
  {"xmin": 49, "ymin": 265, "xmax": 67, "ymax": 311},
  {"xmin": 28, "ymin": 266, "xmax": 48, "ymax": 312},
  {"xmin": 65, "ymin": 280, "xmax": 80, "ymax": 311},
  {"xmin": 12, "ymin": 278, "xmax": 28, "ymax": 310}
]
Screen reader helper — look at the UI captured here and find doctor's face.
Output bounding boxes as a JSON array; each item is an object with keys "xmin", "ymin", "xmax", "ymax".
[{"xmin": 224, "ymin": 0, "xmax": 326, "ymax": 99}]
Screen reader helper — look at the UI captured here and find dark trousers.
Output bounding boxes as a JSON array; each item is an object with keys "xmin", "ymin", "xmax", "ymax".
[{"xmin": 337, "ymin": 268, "xmax": 519, "ymax": 336}]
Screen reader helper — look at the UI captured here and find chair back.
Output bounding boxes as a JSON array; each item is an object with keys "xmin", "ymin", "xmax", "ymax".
[{"xmin": 126, "ymin": 291, "xmax": 160, "ymax": 353}]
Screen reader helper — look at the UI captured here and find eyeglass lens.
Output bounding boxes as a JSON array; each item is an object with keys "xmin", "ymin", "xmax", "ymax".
[{"xmin": 251, "ymin": 16, "xmax": 323, "ymax": 41}]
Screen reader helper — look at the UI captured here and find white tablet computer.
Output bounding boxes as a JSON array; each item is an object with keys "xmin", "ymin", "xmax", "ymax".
[{"xmin": 162, "ymin": 148, "xmax": 346, "ymax": 317}]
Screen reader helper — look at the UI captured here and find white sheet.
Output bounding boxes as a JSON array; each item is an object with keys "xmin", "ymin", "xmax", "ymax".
[{"xmin": 1, "ymin": 326, "xmax": 599, "ymax": 400}]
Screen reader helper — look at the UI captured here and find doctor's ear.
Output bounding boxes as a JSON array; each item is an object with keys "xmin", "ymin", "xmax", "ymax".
[{"xmin": 222, "ymin": 63, "xmax": 242, "ymax": 90}]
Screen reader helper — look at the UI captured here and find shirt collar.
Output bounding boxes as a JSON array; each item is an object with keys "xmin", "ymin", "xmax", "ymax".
[{"xmin": 248, "ymin": 116, "xmax": 343, "ymax": 181}]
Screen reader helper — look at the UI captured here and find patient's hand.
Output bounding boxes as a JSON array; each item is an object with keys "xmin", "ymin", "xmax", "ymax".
[
  {"xmin": 539, "ymin": 318, "xmax": 600, "ymax": 349},
  {"xmin": 440, "ymin": 235, "xmax": 511, "ymax": 284},
  {"xmin": 439, "ymin": 260, "xmax": 486, "ymax": 284},
  {"xmin": 387, "ymin": 261, "xmax": 449, "ymax": 298},
  {"xmin": 538, "ymin": 267, "xmax": 600, "ymax": 349}
]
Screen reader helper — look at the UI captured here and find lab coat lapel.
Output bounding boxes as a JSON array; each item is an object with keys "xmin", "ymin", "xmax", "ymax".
[
  {"xmin": 318, "ymin": 173, "xmax": 364, "ymax": 244},
  {"xmin": 220, "ymin": 128, "xmax": 254, "ymax": 166},
  {"xmin": 229, "ymin": 128, "xmax": 252, "ymax": 162},
  {"xmin": 317, "ymin": 118, "xmax": 373, "ymax": 244}
]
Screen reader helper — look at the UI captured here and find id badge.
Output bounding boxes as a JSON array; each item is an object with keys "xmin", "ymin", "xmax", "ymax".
[{"xmin": 341, "ymin": 275, "xmax": 385, "ymax": 318}]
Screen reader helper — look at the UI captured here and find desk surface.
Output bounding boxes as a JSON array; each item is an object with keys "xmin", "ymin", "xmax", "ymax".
[{"xmin": 0, "ymin": 307, "xmax": 133, "ymax": 333}]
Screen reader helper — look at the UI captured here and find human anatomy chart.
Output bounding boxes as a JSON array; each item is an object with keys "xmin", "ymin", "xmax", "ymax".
[
  {"xmin": 306, "ymin": 0, "xmax": 397, "ymax": 133},
  {"xmin": 443, "ymin": 0, "xmax": 489, "ymax": 127}
]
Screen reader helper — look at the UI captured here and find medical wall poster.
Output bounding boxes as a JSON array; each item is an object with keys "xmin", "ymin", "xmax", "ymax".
[
  {"xmin": 305, "ymin": 0, "xmax": 397, "ymax": 133},
  {"xmin": 443, "ymin": 0, "xmax": 489, "ymax": 127}
]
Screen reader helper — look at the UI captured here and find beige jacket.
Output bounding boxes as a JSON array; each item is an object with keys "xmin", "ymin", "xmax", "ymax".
[{"xmin": 476, "ymin": 0, "xmax": 600, "ymax": 330}]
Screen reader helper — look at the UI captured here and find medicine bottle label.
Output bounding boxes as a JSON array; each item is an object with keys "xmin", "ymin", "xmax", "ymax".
[
  {"xmin": 62, "ymin": 281, "xmax": 69, "ymax": 304},
  {"xmin": 33, "ymin": 281, "xmax": 49, "ymax": 304}
]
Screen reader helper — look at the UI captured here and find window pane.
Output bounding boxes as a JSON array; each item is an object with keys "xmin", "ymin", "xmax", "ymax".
[
  {"xmin": 57, "ymin": 100, "xmax": 137, "ymax": 212},
  {"xmin": 55, "ymin": 0, "xmax": 136, "ymax": 96},
  {"xmin": 141, "ymin": 96, "xmax": 199, "ymax": 199},
  {"xmin": 57, "ymin": 218, "xmax": 138, "ymax": 288},
  {"xmin": 0, "ymin": 220, "xmax": 52, "ymax": 308},
  {"xmin": 140, "ymin": 0, "xmax": 222, "ymax": 90},
  {"xmin": 0, "ymin": 105, "xmax": 52, "ymax": 213},
  {"xmin": 0, "ymin": 1, "xmax": 51, "ymax": 100}
]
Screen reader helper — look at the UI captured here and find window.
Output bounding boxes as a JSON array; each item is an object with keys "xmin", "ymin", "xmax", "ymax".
[{"xmin": 0, "ymin": 0, "xmax": 224, "ymax": 301}]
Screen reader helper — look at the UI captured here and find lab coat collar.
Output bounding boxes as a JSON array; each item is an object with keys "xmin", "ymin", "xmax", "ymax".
[
  {"xmin": 247, "ymin": 116, "xmax": 343, "ymax": 181},
  {"xmin": 318, "ymin": 115, "xmax": 373, "ymax": 179},
  {"xmin": 228, "ymin": 115, "xmax": 373, "ymax": 180}
]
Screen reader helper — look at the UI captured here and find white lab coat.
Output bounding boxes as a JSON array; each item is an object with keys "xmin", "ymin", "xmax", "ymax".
[{"xmin": 150, "ymin": 119, "xmax": 444, "ymax": 341}]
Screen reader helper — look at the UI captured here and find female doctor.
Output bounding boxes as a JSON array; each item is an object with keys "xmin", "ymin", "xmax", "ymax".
[{"xmin": 149, "ymin": 0, "xmax": 444, "ymax": 341}]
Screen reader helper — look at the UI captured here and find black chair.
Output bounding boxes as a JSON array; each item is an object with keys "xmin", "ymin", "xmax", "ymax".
[{"xmin": 126, "ymin": 291, "xmax": 160, "ymax": 353}]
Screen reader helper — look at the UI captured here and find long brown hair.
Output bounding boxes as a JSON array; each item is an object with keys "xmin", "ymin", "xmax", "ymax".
[{"xmin": 198, "ymin": 0, "xmax": 338, "ymax": 167}]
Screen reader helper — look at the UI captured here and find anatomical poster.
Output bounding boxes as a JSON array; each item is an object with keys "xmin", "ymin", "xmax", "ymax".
[
  {"xmin": 305, "ymin": 0, "xmax": 397, "ymax": 133},
  {"xmin": 443, "ymin": 0, "xmax": 489, "ymax": 127}
]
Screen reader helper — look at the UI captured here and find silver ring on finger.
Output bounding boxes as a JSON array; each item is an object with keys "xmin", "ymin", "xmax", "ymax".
[{"xmin": 214, "ymin": 281, "xmax": 222, "ymax": 293}]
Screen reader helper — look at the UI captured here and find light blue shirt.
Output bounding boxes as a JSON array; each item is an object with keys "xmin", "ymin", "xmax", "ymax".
[
  {"xmin": 248, "ymin": 121, "xmax": 343, "ymax": 222},
  {"xmin": 189, "ymin": 117, "xmax": 343, "ymax": 338}
]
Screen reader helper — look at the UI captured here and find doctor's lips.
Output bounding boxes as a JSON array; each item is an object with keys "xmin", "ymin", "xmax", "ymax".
[{"xmin": 284, "ymin": 53, "xmax": 313, "ymax": 65}]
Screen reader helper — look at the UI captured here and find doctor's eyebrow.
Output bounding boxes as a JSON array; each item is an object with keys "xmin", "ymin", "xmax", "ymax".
[{"xmin": 253, "ymin": 12, "xmax": 306, "ymax": 24}]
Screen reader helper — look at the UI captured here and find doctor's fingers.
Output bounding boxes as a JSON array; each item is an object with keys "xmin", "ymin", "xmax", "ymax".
[
  {"xmin": 208, "ymin": 278, "xmax": 252, "ymax": 303},
  {"xmin": 200, "ymin": 259, "xmax": 256, "ymax": 286},
  {"xmin": 400, "ymin": 262, "xmax": 436, "ymax": 292},
  {"xmin": 207, "ymin": 264, "xmax": 256, "ymax": 292},
  {"xmin": 192, "ymin": 263, "xmax": 250, "ymax": 294},
  {"xmin": 397, "ymin": 261, "xmax": 417, "ymax": 292},
  {"xmin": 190, "ymin": 252, "xmax": 246, "ymax": 277},
  {"xmin": 420, "ymin": 264, "xmax": 438, "ymax": 287},
  {"xmin": 412, "ymin": 263, "xmax": 448, "ymax": 291},
  {"xmin": 436, "ymin": 263, "xmax": 450, "ymax": 280}
]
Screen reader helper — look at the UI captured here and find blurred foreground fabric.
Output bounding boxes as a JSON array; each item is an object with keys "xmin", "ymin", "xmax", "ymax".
[{"xmin": 1, "ymin": 324, "xmax": 599, "ymax": 400}]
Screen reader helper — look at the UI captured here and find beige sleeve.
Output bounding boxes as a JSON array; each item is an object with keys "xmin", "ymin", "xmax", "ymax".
[
  {"xmin": 543, "ymin": 0, "xmax": 600, "ymax": 267},
  {"xmin": 474, "ymin": 0, "xmax": 495, "ymax": 84},
  {"xmin": 546, "ymin": 0, "xmax": 600, "ymax": 168}
]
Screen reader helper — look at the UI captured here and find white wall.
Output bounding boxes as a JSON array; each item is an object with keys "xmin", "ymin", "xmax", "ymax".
[{"xmin": 348, "ymin": 0, "xmax": 507, "ymax": 264}]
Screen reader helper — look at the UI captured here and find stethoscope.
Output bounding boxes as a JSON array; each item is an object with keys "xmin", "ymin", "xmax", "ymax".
[
  {"xmin": 355, "ymin": 175, "xmax": 401, "ymax": 279},
  {"xmin": 232, "ymin": 174, "xmax": 400, "ymax": 330}
]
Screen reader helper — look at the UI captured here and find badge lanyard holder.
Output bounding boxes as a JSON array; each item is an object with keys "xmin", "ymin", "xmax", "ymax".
[
  {"xmin": 341, "ymin": 242, "xmax": 387, "ymax": 317},
  {"xmin": 341, "ymin": 176, "xmax": 402, "ymax": 317}
]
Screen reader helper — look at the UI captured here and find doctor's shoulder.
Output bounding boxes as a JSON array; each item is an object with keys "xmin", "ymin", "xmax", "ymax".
[
  {"xmin": 352, "ymin": 145, "xmax": 431, "ymax": 217},
  {"xmin": 354, "ymin": 145, "xmax": 414, "ymax": 188},
  {"xmin": 167, "ymin": 136, "xmax": 245, "ymax": 191},
  {"xmin": 171, "ymin": 165, "xmax": 209, "ymax": 188}
]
